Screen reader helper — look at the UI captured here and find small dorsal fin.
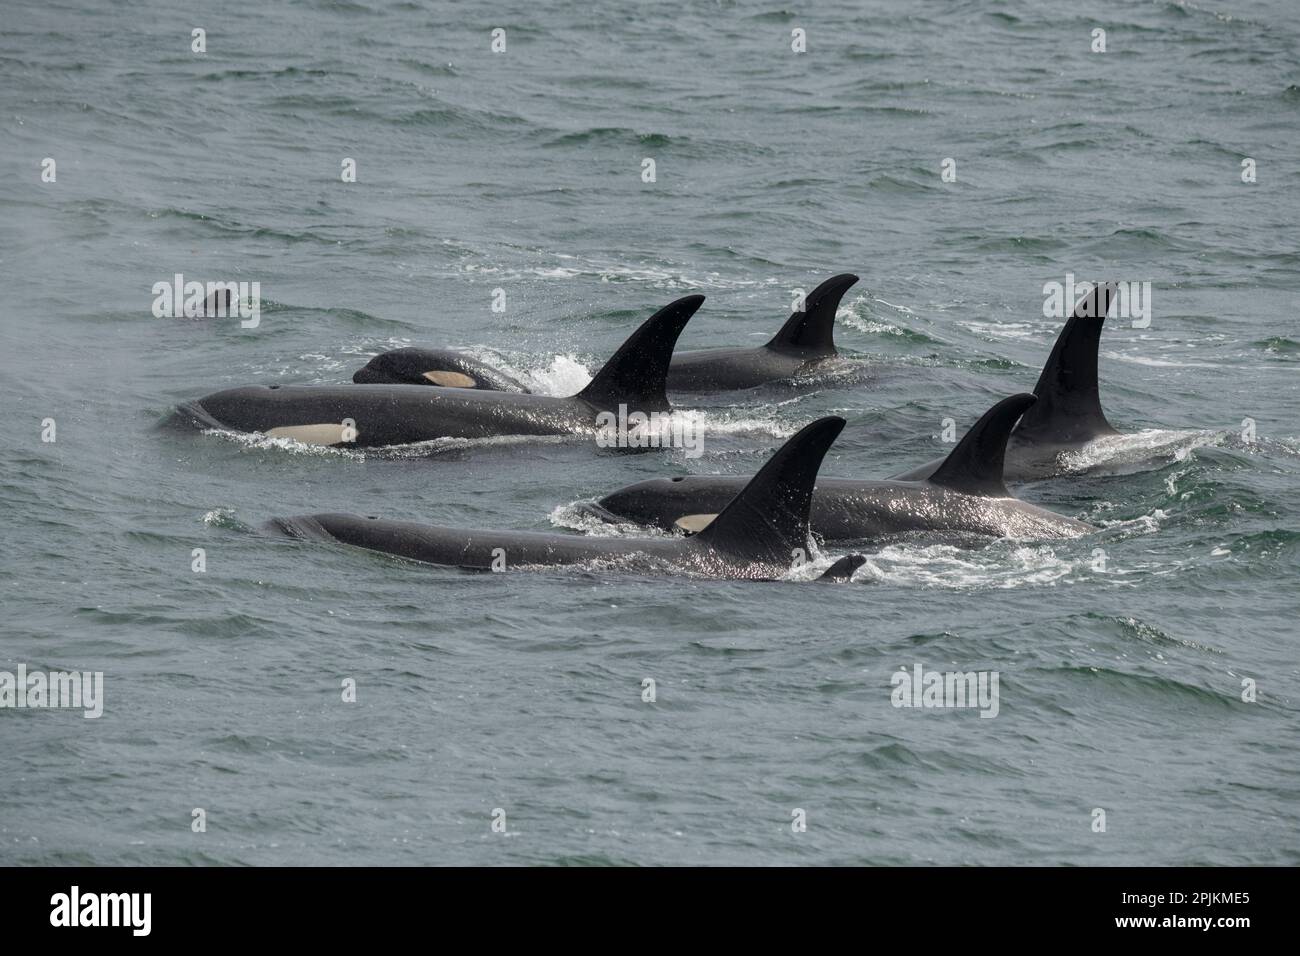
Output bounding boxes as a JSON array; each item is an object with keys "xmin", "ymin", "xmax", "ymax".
[
  {"xmin": 927, "ymin": 394, "xmax": 1037, "ymax": 497},
  {"xmin": 819, "ymin": 554, "xmax": 866, "ymax": 581},
  {"xmin": 695, "ymin": 416, "xmax": 845, "ymax": 565},
  {"xmin": 765, "ymin": 273, "xmax": 858, "ymax": 354},
  {"xmin": 1014, "ymin": 282, "xmax": 1119, "ymax": 444},
  {"xmin": 576, "ymin": 295, "xmax": 704, "ymax": 413}
]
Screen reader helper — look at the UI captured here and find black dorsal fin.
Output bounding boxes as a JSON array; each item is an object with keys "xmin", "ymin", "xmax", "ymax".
[
  {"xmin": 927, "ymin": 394, "xmax": 1037, "ymax": 497},
  {"xmin": 765, "ymin": 273, "xmax": 858, "ymax": 354},
  {"xmin": 695, "ymin": 416, "xmax": 845, "ymax": 565},
  {"xmin": 1014, "ymin": 282, "xmax": 1119, "ymax": 444},
  {"xmin": 576, "ymin": 295, "xmax": 704, "ymax": 413},
  {"xmin": 819, "ymin": 554, "xmax": 866, "ymax": 581}
]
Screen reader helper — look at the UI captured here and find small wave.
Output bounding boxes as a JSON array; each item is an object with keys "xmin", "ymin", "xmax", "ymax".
[
  {"xmin": 837, "ymin": 295, "xmax": 939, "ymax": 344},
  {"xmin": 203, "ymin": 428, "xmax": 368, "ymax": 459},
  {"xmin": 1102, "ymin": 350, "xmax": 1219, "ymax": 369},
  {"xmin": 542, "ymin": 127, "xmax": 676, "ymax": 149},
  {"xmin": 1105, "ymin": 614, "xmax": 1221, "ymax": 653},
  {"xmin": 548, "ymin": 502, "xmax": 675, "ymax": 538},
  {"xmin": 1094, "ymin": 509, "xmax": 1170, "ymax": 539},
  {"xmin": 960, "ymin": 320, "xmax": 1041, "ymax": 341},
  {"xmin": 1270, "ymin": 437, "xmax": 1300, "ymax": 458},
  {"xmin": 1056, "ymin": 429, "xmax": 1224, "ymax": 474},
  {"xmin": 865, "ymin": 171, "xmax": 936, "ymax": 193},
  {"xmin": 457, "ymin": 257, "xmax": 777, "ymax": 291},
  {"xmin": 854, "ymin": 542, "xmax": 1084, "ymax": 589},
  {"xmin": 1254, "ymin": 336, "xmax": 1300, "ymax": 354},
  {"xmin": 201, "ymin": 508, "xmax": 250, "ymax": 532},
  {"xmin": 1038, "ymin": 664, "xmax": 1235, "ymax": 710}
]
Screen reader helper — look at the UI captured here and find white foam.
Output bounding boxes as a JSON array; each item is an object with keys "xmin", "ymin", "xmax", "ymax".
[
  {"xmin": 1056, "ymin": 428, "xmax": 1224, "ymax": 474},
  {"xmin": 1101, "ymin": 350, "xmax": 1219, "ymax": 369},
  {"xmin": 855, "ymin": 541, "xmax": 1083, "ymax": 589},
  {"xmin": 458, "ymin": 258, "xmax": 780, "ymax": 291},
  {"xmin": 549, "ymin": 502, "xmax": 675, "ymax": 538},
  {"xmin": 203, "ymin": 428, "xmax": 369, "ymax": 459},
  {"xmin": 342, "ymin": 337, "xmax": 410, "ymax": 358},
  {"xmin": 463, "ymin": 350, "xmax": 592, "ymax": 396},
  {"xmin": 959, "ymin": 320, "xmax": 1040, "ymax": 341},
  {"xmin": 837, "ymin": 296, "xmax": 913, "ymax": 336},
  {"xmin": 1095, "ymin": 508, "xmax": 1169, "ymax": 537}
]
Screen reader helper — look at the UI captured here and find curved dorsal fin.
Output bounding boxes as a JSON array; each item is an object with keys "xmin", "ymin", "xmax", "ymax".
[
  {"xmin": 576, "ymin": 295, "xmax": 704, "ymax": 413},
  {"xmin": 819, "ymin": 554, "xmax": 866, "ymax": 581},
  {"xmin": 695, "ymin": 416, "xmax": 845, "ymax": 565},
  {"xmin": 1014, "ymin": 282, "xmax": 1119, "ymax": 444},
  {"xmin": 927, "ymin": 394, "xmax": 1037, "ymax": 497},
  {"xmin": 765, "ymin": 273, "xmax": 858, "ymax": 354}
]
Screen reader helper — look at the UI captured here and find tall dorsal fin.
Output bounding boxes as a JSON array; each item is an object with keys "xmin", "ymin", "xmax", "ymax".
[
  {"xmin": 1014, "ymin": 282, "xmax": 1119, "ymax": 444},
  {"xmin": 765, "ymin": 273, "xmax": 858, "ymax": 354},
  {"xmin": 927, "ymin": 394, "xmax": 1037, "ymax": 497},
  {"xmin": 576, "ymin": 295, "xmax": 704, "ymax": 413},
  {"xmin": 695, "ymin": 416, "xmax": 845, "ymax": 565}
]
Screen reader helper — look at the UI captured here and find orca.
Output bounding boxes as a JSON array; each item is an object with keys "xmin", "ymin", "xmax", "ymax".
[
  {"xmin": 584, "ymin": 394, "xmax": 1093, "ymax": 542},
  {"xmin": 351, "ymin": 347, "xmax": 529, "ymax": 391},
  {"xmin": 891, "ymin": 283, "xmax": 1122, "ymax": 483},
  {"xmin": 268, "ymin": 417, "xmax": 865, "ymax": 581},
  {"xmin": 662, "ymin": 272, "xmax": 860, "ymax": 391},
  {"xmin": 350, "ymin": 273, "xmax": 860, "ymax": 394},
  {"xmin": 170, "ymin": 295, "xmax": 704, "ymax": 448}
]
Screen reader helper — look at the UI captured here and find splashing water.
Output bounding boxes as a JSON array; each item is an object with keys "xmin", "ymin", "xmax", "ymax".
[{"xmin": 1057, "ymin": 429, "xmax": 1225, "ymax": 475}]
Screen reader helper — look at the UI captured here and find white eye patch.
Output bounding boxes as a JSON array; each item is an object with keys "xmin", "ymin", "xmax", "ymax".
[
  {"xmin": 674, "ymin": 513, "xmax": 717, "ymax": 534},
  {"xmin": 422, "ymin": 370, "xmax": 477, "ymax": 388},
  {"xmin": 265, "ymin": 423, "xmax": 357, "ymax": 446}
]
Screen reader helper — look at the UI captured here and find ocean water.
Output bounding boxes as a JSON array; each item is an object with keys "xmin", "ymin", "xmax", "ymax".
[{"xmin": 2, "ymin": 0, "xmax": 1298, "ymax": 865}]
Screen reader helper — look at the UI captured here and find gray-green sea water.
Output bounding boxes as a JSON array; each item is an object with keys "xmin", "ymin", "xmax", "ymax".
[{"xmin": 1, "ymin": 0, "xmax": 1298, "ymax": 864}]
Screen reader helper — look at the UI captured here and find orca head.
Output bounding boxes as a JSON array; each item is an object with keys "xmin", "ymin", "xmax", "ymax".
[
  {"xmin": 353, "ymin": 348, "xmax": 478, "ymax": 387},
  {"xmin": 591, "ymin": 476, "xmax": 717, "ymax": 533}
]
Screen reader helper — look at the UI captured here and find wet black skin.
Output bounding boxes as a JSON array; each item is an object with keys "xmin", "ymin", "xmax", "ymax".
[
  {"xmin": 268, "ymin": 418, "xmax": 857, "ymax": 581},
  {"xmin": 352, "ymin": 273, "xmax": 861, "ymax": 394},
  {"xmin": 587, "ymin": 394, "xmax": 1095, "ymax": 542},
  {"xmin": 587, "ymin": 474, "xmax": 1091, "ymax": 541},
  {"xmin": 269, "ymin": 511, "xmax": 780, "ymax": 578},
  {"xmin": 663, "ymin": 342, "xmax": 828, "ymax": 392},
  {"xmin": 174, "ymin": 383, "xmax": 602, "ymax": 447},
  {"xmin": 893, "ymin": 283, "xmax": 1123, "ymax": 482},
  {"xmin": 170, "ymin": 295, "xmax": 705, "ymax": 449},
  {"xmin": 352, "ymin": 347, "xmax": 529, "ymax": 391}
]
